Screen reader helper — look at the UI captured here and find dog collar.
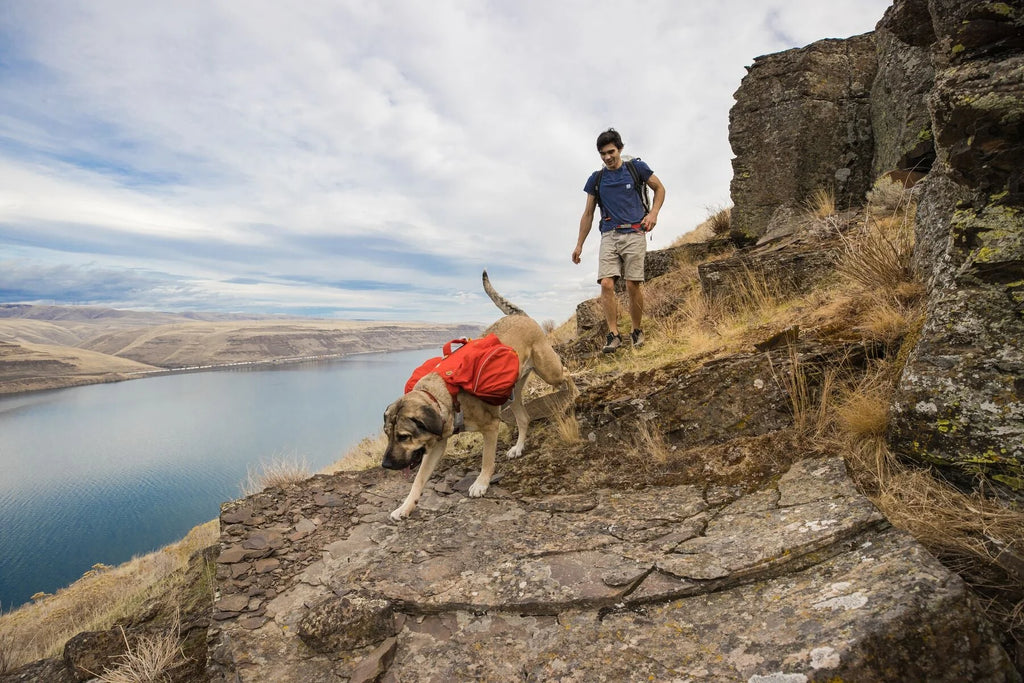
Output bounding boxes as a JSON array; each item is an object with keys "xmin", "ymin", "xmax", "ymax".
[{"xmin": 421, "ymin": 388, "xmax": 444, "ymax": 410}]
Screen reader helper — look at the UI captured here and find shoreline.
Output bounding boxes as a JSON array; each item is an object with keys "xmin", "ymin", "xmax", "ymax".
[{"xmin": 0, "ymin": 345, "xmax": 435, "ymax": 399}]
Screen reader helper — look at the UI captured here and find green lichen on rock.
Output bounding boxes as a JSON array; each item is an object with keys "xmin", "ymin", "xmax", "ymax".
[
  {"xmin": 950, "ymin": 205, "xmax": 1024, "ymax": 269},
  {"xmin": 980, "ymin": 2, "xmax": 1016, "ymax": 18}
]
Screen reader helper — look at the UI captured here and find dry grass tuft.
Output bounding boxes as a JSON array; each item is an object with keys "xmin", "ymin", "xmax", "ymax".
[
  {"xmin": 671, "ymin": 205, "xmax": 733, "ymax": 246},
  {"xmin": 326, "ymin": 433, "xmax": 387, "ymax": 473},
  {"xmin": 837, "ymin": 212, "xmax": 915, "ymax": 294},
  {"xmin": 707, "ymin": 205, "xmax": 732, "ymax": 236},
  {"xmin": 242, "ymin": 453, "xmax": 311, "ymax": 495},
  {"xmin": 632, "ymin": 419, "xmax": 672, "ymax": 468},
  {"xmin": 771, "ymin": 347, "xmax": 837, "ymax": 440},
  {"xmin": 804, "ymin": 186, "xmax": 836, "ymax": 219},
  {"xmin": 866, "ymin": 175, "xmax": 913, "ymax": 215},
  {"xmin": 0, "ymin": 627, "xmax": 17, "ymax": 675},
  {"xmin": 93, "ymin": 614, "xmax": 187, "ymax": 683},
  {"xmin": 714, "ymin": 263, "xmax": 783, "ymax": 324},
  {"xmin": 552, "ymin": 408, "xmax": 581, "ymax": 446}
]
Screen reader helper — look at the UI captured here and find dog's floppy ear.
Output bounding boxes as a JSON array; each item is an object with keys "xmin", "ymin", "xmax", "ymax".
[
  {"xmin": 383, "ymin": 399, "xmax": 400, "ymax": 430},
  {"xmin": 412, "ymin": 404, "xmax": 444, "ymax": 437}
]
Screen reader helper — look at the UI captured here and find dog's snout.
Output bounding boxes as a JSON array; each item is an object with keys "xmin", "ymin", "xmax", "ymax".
[{"xmin": 381, "ymin": 448, "xmax": 402, "ymax": 470}]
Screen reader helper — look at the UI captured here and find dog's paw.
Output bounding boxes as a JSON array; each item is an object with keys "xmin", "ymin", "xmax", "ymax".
[
  {"xmin": 390, "ymin": 507, "xmax": 411, "ymax": 521},
  {"xmin": 506, "ymin": 444, "xmax": 524, "ymax": 459},
  {"xmin": 468, "ymin": 479, "xmax": 489, "ymax": 498}
]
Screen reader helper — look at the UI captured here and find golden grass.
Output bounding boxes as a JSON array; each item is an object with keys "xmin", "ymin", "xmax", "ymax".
[
  {"xmin": 805, "ymin": 186, "xmax": 836, "ymax": 219},
  {"xmin": 707, "ymin": 205, "xmax": 732, "ymax": 236},
  {"xmin": 552, "ymin": 407, "xmax": 581, "ymax": 446},
  {"xmin": 770, "ymin": 346, "xmax": 837, "ymax": 440},
  {"xmin": 0, "ymin": 520, "xmax": 217, "ymax": 670},
  {"xmin": 837, "ymin": 212, "xmax": 915, "ymax": 293},
  {"xmin": 325, "ymin": 433, "xmax": 388, "ymax": 473},
  {"xmin": 242, "ymin": 453, "xmax": 311, "ymax": 496},
  {"xmin": 632, "ymin": 419, "xmax": 672, "ymax": 468}
]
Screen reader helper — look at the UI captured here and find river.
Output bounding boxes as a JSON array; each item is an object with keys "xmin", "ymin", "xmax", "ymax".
[{"xmin": 0, "ymin": 348, "xmax": 427, "ymax": 610}]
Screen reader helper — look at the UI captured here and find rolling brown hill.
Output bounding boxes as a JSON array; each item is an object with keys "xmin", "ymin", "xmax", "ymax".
[{"xmin": 0, "ymin": 306, "xmax": 479, "ymax": 395}]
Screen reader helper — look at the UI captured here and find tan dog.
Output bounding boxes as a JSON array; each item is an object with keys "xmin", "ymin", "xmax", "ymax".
[{"xmin": 382, "ymin": 271, "xmax": 574, "ymax": 520}]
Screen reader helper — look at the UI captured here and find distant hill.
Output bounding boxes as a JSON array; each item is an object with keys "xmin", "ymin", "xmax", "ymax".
[{"xmin": 0, "ymin": 305, "xmax": 480, "ymax": 395}]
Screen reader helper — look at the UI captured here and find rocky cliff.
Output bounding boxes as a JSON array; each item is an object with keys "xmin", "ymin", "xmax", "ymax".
[
  {"xmin": 887, "ymin": 0, "xmax": 1024, "ymax": 497},
  {"xmin": 727, "ymin": 0, "xmax": 1023, "ymax": 499}
]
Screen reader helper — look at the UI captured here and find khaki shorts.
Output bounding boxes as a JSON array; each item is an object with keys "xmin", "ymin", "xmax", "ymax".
[{"xmin": 597, "ymin": 230, "xmax": 646, "ymax": 283}]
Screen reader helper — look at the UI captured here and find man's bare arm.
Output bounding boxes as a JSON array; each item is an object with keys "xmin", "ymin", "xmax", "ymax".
[
  {"xmin": 573, "ymin": 193, "xmax": 598, "ymax": 264},
  {"xmin": 641, "ymin": 173, "xmax": 666, "ymax": 232}
]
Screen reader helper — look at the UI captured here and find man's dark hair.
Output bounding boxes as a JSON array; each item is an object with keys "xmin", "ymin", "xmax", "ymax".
[{"xmin": 596, "ymin": 128, "xmax": 623, "ymax": 151}]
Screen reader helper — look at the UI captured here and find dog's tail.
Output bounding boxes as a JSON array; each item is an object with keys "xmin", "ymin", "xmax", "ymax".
[{"xmin": 482, "ymin": 270, "xmax": 526, "ymax": 316}]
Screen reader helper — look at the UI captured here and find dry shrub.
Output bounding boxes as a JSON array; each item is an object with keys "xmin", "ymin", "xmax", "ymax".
[
  {"xmin": 804, "ymin": 186, "xmax": 836, "ymax": 219},
  {"xmin": 94, "ymin": 615, "xmax": 187, "ymax": 683},
  {"xmin": 242, "ymin": 453, "xmax": 311, "ymax": 495},
  {"xmin": 326, "ymin": 433, "xmax": 387, "ymax": 473},
  {"xmin": 866, "ymin": 175, "xmax": 913, "ymax": 214},
  {"xmin": 836, "ymin": 384, "xmax": 889, "ymax": 443},
  {"xmin": 707, "ymin": 205, "xmax": 732, "ymax": 236},
  {"xmin": 670, "ymin": 205, "xmax": 732, "ymax": 246},
  {"xmin": 541, "ymin": 319, "xmax": 556, "ymax": 334}
]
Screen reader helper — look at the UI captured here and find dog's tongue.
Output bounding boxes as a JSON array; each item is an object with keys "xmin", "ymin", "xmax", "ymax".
[{"xmin": 403, "ymin": 466, "xmax": 412, "ymax": 481}]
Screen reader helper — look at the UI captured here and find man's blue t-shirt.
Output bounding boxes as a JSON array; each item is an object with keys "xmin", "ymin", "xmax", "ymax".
[{"xmin": 584, "ymin": 159, "xmax": 653, "ymax": 232}]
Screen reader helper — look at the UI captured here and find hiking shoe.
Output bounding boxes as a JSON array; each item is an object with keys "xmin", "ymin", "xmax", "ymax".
[
  {"xmin": 630, "ymin": 329, "xmax": 645, "ymax": 348},
  {"xmin": 602, "ymin": 332, "xmax": 622, "ymax": 353}
]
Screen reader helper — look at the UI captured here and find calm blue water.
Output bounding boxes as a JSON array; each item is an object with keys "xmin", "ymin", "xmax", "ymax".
[{"xmin": 0, "ymin": 348, "xmax": 427, "ymax": 610}]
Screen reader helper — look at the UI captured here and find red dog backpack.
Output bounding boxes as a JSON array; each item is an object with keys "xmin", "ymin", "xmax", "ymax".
[{"xmin": 404, "ymin": 334, "xmax": 520, "ymax": 405}]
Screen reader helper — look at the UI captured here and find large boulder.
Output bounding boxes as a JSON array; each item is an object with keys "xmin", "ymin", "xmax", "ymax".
[
  {"xmin": 889, "ymin": 0, "xmax": 1024, "ymax": 497},
  {"xmin": 729, "ymin": 34, "xmax": 877, "ymax": 240}
]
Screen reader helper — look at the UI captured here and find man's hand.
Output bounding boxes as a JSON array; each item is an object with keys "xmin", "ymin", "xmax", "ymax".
[
  {"xmin": 571, "ymin": 246, "xmax": 582, "ymax": 264},
  {"xmin": 640, "ymin": 212, "xmax": 658, "ymax": 232}
]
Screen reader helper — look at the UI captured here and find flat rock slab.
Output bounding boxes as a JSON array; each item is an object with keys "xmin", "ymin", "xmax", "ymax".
[{"xmin": 207, "ymin": 457, "xmax": 1017, "ymax": 682}]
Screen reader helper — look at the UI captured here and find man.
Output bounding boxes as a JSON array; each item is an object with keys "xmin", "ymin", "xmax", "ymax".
[{"xmin": 572, "ymin": 128, "xmax": 666, "ymax": 352}]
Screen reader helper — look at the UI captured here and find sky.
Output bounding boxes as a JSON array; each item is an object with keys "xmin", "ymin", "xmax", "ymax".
[{"xmin": 0, "ymin": 1, "xmax": 893, "ymax": 324}]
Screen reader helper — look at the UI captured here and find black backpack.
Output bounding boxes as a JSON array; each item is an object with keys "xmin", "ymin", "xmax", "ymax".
[{"xmin": 593, "ymin": 158, "xmax": 651, "ymax": 215}]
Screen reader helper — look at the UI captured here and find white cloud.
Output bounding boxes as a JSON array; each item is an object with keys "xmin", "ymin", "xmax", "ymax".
[{"xmin": 0, "ymin": 0, "xmax": 892, "ymax": 322}]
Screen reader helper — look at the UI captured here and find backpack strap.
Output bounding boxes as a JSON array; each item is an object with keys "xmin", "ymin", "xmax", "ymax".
[
  {"xmin": 593, "ymin": 168, "xmax": 605, "ymax": 209},
  {"xmin": 624, "ymin": 160, "xmax": 651, "ymax": 214}
]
